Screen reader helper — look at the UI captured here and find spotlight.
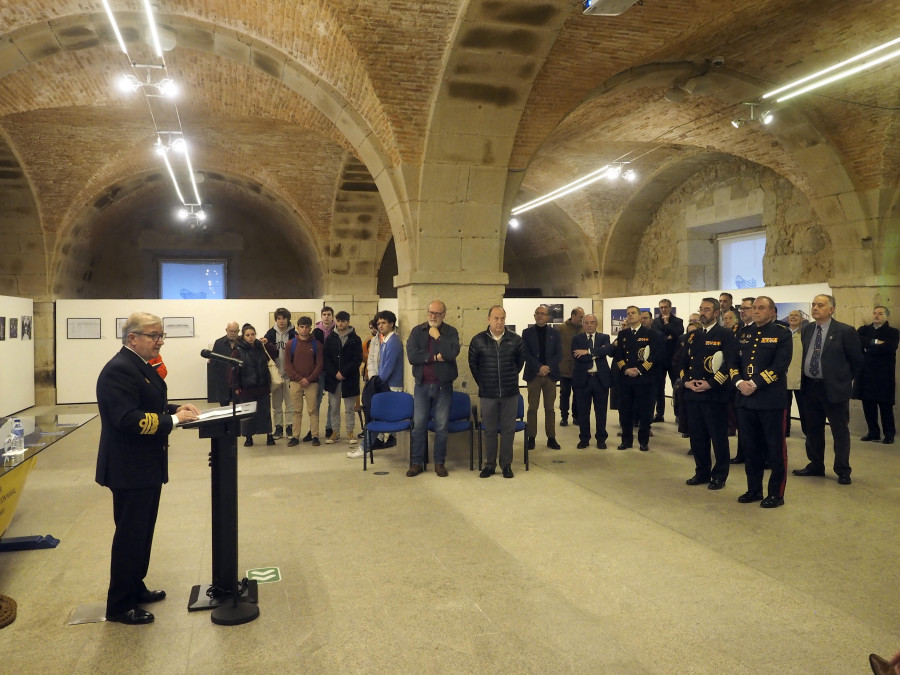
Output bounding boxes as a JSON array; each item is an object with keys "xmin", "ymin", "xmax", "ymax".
[
  {"xmin": 197, "ymin": 210, "xmax": 208, "ymax": 222},
  {"xmin": 118, "ymin": 73, "xmax": 142, "ymax": 93},
  {"xmin": 731, "ymin": 119, "xmax": 743, "ymax": 129},
  {"xmin": 509, "ymin": 217, "xmax": 520, "ymax": 229},
  {"xmin": 176, "ymin": 208, "xmax": 189, "ymax": 220},
  {"xmin": 171, "ymin": 137, "xmax": 186, "ymax": 152},
  {"xmin": 622, "ymin": 169, "xmax": 637, "ymax": 182},
  {"xmin": 153, "ymin": 140, "xmax": 168, "ymax": 156},
  {"xmin": 605, "ymin": 164, "xmax": 622, "ymax": 180},
  {"xmin": 761, "ymin": 110, "xmax": 774, "ymax": 125},
  {"xmin": 157, "ymin": 78, "xmax": 178, "ymax": 98}
]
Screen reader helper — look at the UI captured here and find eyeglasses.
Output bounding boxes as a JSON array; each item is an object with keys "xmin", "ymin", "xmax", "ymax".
[
  {"xmin": 427, "ymin": 311, "xmax": 445, "ymax": 317},
  {"xmin": 133, "ymin": 332, "xmax": 166, "ymax": 342}
]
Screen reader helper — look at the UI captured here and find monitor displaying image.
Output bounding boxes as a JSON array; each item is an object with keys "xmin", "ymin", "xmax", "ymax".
[{"xmin": 159, "ymin": 259, "xmax": 226, "ymax": 300}]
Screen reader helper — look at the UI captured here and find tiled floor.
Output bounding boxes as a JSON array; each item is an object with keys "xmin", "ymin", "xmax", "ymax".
[{"xmin": 2, "ymin": 402, "xmax": 898, "ymax": 673}]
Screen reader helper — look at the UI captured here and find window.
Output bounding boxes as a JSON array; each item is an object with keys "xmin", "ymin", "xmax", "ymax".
[
  {"xmin": 159, "ymin": 259, "xmax": 227, "ymax": 299},
  {"xmin": 718, "ymin": 231, "xmax": 765, "ymax": 289}
]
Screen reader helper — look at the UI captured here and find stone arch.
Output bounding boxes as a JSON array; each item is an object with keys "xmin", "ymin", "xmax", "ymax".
[{"xmin": 0, "ymin": 10, "xmax": 415, "ymax": 257}]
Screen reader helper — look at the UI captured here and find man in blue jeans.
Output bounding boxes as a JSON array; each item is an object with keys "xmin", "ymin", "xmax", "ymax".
[{"xmin": 406, "ymin": 300, "xmax": 460, "ymax": 477}]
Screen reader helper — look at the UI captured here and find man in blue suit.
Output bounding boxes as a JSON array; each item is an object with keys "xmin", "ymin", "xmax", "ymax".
[
  {"xmin": 571, "ymin": 314, "xmax": 613, "ymax": 449},
  {"xmin": 522, "ymin": 305, "xmax": 563, "ymax": 450},
  {"xmin": 793, "ymin": 294, "xmax": 863, "ymax": 484},
  {"xmin": 96, "ymin": 312, "xmax": 199, "ymax": 625}
]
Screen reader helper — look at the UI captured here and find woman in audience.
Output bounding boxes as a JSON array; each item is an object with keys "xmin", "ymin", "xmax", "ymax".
[{"xmin": 231, "ymin": 323, "xmax": 278, "ymax": 447}]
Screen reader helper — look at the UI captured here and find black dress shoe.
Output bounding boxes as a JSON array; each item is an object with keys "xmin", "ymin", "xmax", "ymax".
[
  {"xmin": 792, "ymin": 466, "xmax": 825, "ymax": 477},
  {"xmin": 883, "ymin": 436, "xmax": 895, "ymax": 444},
  {"xmin": 708, "ymin": 479, "xmax": 726, "ymax": 490},
  {"xmin": 547, "ymin": 437, "xmax": 561, "ymax": 450},
  {"xmin": 730, "ymin": 456, "xmax": 744, "ymax": 464},
  {"xmin": 501, "ymin": 465, "xmax": 514, "ymax": 479},
  {"xmin": 685, "ymin": 475, "xmax": 710, "ymax": 486},
  {"xmin": 136, "ymin": 589, "xmax": 166, "ymax": 603},
  {"xmin": 860, "ymin": 433, "xmax": 881, "ymax": 442},
  {"xmin": 577, "ymin": 440, "xmax": 589, "ymax": 449},
  {"xmin": 837, "ymin": 474, "xmax": 852, "ymax": 485},
  {"xmin": 596, "ymin": 441, "xmax": 607, "ymax": 449},
  {"xmin": 106, "ymin": 608, "xmax": 154, "ymax": 625},
  {"xmin": 639, "ymin": 444, "xmax": 649, "ymax": 451},
  {"xmin": 760, "ymin": 495, "xmax": 784, "ymax": 508},
  {"xmin": 526, "ymin": 437, "xmax": 536, "ymax": 450},
  {"xmin": 617, "ymin": 443, "xmax": 632, "ymax": 450},
  {"xmin": 652, "ymin": 415, "xmax": 665, "ymax": 423},
  {"xmin": 479, "ymin": 466, "xmax": 494, "ymax": 478},
  {"xmin": 737, "ymin": 491, "xmax": 763, "ymax": 503},
  {"xmin": 559, "ymin": 419, "xmax": 568, "ymax": 427}
]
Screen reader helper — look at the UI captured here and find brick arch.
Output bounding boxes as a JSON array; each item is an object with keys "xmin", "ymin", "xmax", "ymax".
[
  {"xmin": 0, "ymin": 131, "xmax": 46, "ymax": 299},
  {"xmin": 570, "ymin": 62, "xmax": 876, "ymax": 279},
  {"xmin": 0, "ymin": 10, "xmax": 415, "ymax": 259}
]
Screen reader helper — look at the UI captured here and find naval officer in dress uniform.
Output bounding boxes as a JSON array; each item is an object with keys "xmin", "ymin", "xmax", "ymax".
[
  {"xmin": 729, "ymin": 296, "xmax": 793, "ymax": 508},
  {"xmin": 682, "ymin": 298, "xmax": 736, "ymax": 490},
  {"xmin": 614, "ymin": 305, "xmax": 665, "ymax": 451}
]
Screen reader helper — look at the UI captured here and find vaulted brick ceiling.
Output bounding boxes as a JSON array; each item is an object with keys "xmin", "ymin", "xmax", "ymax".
[{"xmin": 0, "ymin": 0, "xmax": 897, "ymax": 296}]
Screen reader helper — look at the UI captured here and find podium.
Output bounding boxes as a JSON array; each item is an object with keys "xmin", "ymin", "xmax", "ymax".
[{"xmin": 183, "ymin": 403, "xmax": 260, "ymax": 625}]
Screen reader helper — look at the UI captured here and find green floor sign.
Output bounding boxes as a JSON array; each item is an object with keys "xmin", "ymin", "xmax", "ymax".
[{"xmin": 246, "ymin": 567, "xmax": 281, "ymax": 583}]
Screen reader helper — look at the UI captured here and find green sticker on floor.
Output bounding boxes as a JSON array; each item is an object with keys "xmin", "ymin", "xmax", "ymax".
[{"xmin": 246, "ymin": 567, "xmax": 281, "ymax": 583}]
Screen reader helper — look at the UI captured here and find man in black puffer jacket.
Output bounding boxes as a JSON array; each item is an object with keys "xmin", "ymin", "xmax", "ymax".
[{"xmin": 469, "ymin": 305, "xmax": 526, "ymax": 479}]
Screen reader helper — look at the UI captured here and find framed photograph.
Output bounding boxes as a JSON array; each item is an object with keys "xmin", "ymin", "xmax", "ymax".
[
  {"xmin": 116, "ymin": 318, "xmax": 127, "ymax": 339},
  {"xmin": 67, "ymin": 317, "xmax": 101, "ymax": 339},
  {"xmin": 20, "ymin": 315, "xmax": 32, "ymax": 340},
  {"xmin": 0, "ymin": 317, "xmax": 5, "ymax": 341},
  {"xmin": 547, "ymin": 303, "xmax": 564, "ymax": 323},
  {"xmin": 9, "ymin": 317, "xmax": 18, "ymax": 339},
  {"xmin": 163, "ymin": 316, "xmax": 195, "ymax": 338}
]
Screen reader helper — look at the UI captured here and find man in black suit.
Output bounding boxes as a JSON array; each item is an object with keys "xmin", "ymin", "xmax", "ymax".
[
  {"xmin": 731, "ymin": 296, "xmax": 793, "ymax": 508},
  {"xmin": 96, "ymin": 312, "xmax": 199, "ymax": 625},
  {"xmin": 614, "ymin": 305, "xmax": 665, "ymax": 451},
  {"xmin": 651, "ymin": 298, "xmax": 684, "ymax": 422},
  {"xmin": 523, "ymin": 305, "xmax": 563, "ymax": 450},
  {"xmin": 853, "ymin": 305, "xmax": 898, "ymax": 444},
  {"xmin": 571, "ymin": 314, "xmax": 613, "ymax": 449},
  {"xmin": 682, "ymin": 298, "xmax": 736, "ymax": 490},
  {"xmin": 793, "ymin": 294, "xmax": 863, "ymax": 484}
]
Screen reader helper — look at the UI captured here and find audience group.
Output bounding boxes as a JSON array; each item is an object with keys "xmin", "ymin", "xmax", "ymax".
[{"xmin": 210, "ymin": 294, "xmax": 897, "ymax": 502}]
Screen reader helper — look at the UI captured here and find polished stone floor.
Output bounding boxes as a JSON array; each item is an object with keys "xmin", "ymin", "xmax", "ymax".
[{"xmin": 2, "ymin": 401, "xmax": 898, "ymax": 674}]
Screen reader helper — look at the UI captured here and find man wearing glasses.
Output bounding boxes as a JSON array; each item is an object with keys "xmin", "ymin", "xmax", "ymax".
[
  {"xmin": 406, "ymin": 301, "xmax": 460, "ymax": 477},
  {"xmin": 96, "ymin": 312, "xmax": 199, "ymax": 624},
  {"xmin": 208, "ymin": 321, "xmax": 240, "ymax": 406}
]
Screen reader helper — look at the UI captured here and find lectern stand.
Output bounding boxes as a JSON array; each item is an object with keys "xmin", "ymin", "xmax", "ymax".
[{"xmin": 183, "ymin": 403, "xmax": 260, "ymax": 625}]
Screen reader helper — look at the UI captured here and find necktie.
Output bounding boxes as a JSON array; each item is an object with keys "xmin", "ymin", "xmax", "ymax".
[
  {"xmin": 810, "ymin": 326, "xmax": 822, "ymax": 377},
  {"xmin": 587, "ymin": 334, "xmax": 593, "ymax": 351}
]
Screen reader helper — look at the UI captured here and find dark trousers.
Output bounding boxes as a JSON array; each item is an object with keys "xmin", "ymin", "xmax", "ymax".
[
  {"xmin": 481, "ymin": 395, "xmax": 518, "ymax": 469},
  {"xmin": 108, "ymin": 485, "xmax": 162, "ymax": 614},
  {"xmin": 863, "ymin": 400, "xmax": 895, "ymax": 439},
  {"xmin": 686, "ymin": 399, "xmax": 730, "ymax": 481},
  {"xmin": 654, "ymin": 364, "xmax": 676, "ymax": 417},
  {"xmin": 559, "ymin": 377, "xmax": 578, "ymax": 421},
  {"xmin": 618, "ymin": 381, "xmax": 652, "ymax": 446},
  {"xmin": 802, "ymin": 377, "xmax": 852, "ymax": 476},
  {"xmin": 737, "ymin": 407, "xmax": 787, "ymax": 498},
  {"xmin": 575, "ymin": 375, "xmax": 609, "ymax": 443},
  {"xmin": 786, "ymin": 389, "xmax": 805, "ymax": 436}
]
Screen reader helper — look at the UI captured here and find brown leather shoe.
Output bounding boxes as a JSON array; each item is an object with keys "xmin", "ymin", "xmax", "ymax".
[
  {"xmin": 435, "ymin": 464, "xmax": 448, "ymax": 477},
  {"xmin": 406, "ymin": 464, "xmax": 423, "ymax": 477}
]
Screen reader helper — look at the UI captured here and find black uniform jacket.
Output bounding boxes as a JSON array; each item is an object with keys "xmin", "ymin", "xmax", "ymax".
[
  {"xmin": 571, "ymin": 331, "xmax": 613, "ymax": 389},
  {"xmin": 96, "ymin": 347, "xmax": 178, "ymax": 490},
  {"xmin": 680, "ymin": 323, "xmax": 735, "ymax": 403},
  {"xmin": 614, "ymin": 326, "xmax": 665, "ymax": 386},
  {"xmin": 729, "ymin": 320, "xmax": 792, "ymax": 410}
]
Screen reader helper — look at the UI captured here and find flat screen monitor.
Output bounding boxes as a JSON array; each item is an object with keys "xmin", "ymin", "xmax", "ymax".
[{"xmin": 159, "ymin": 259, "xmax": 226, "ymax": 299}]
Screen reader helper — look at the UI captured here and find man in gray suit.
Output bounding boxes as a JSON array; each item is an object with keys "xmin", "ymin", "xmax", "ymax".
[{"xmin": 793, "ymin": 294, "xmax": 863, "ymax": 484}]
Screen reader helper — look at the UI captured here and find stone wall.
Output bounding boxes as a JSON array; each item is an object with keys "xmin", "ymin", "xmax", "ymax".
[{"xmin": 631, "ymin": 158, "xmax": 834, "ymax": 294}]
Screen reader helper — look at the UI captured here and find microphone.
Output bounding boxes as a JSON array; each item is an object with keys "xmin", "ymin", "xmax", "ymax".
[{"xmin": 200, "ymin": 349, "xmax": 243, "ymax": 367}]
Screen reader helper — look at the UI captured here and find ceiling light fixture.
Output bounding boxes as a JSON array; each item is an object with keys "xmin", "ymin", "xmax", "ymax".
[
  {"xmin": 762, "ymin": 36, "xmax": 900, "ymax": 103},
  {"xmin": 731, "ymin": 102, "xmax": 774, "ymax": 128},
  {"xmin": 510, "ymin": 160, "xmax": 643, "ymax": 216},
  {"xmin": 508, "ymin": 217, "xmax": 520, "ymax": 229},
  {"xmin": 100, "ymin": 0, "xmax": 129, "ymax": 55},
  {"xmin": 142, "ymin": 0, "xmax": 165, "ymax": 58}
]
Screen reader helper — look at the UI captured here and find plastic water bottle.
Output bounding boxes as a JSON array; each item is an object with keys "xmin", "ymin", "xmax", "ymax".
[{"xmin": 10, "ymin": 418, "xmax": 25, "ymax": 455}]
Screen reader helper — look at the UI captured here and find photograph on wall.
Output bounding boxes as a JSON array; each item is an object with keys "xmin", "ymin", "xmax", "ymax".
[
  {"xmin": 9, "ymin": 317, "xmax": 18, "ymax": 339},
  {"xmin": 67, "ymin": 317, "xmax": 101, "ymax": 339},
  {"xmin": 116, "ymin": 317, "xmax": 127, "ymax": 339},
  {"xmin": 163, "ymin": 316, "xmax": 195, "ymax": 338},
  {"xmin": 506, "ymin": 324, "xmax": 517, "ymax": 334},
  {"xmin": 0, "ymin": 317, "xmax": 5, "ymax": 341},
  {"xmin": 547, "ymin": 303, "xmax": 564, "ymax": 323},
  {"xmin": 777, "ymin": 302, "xmax": 811, "ymax": 326},
  {"xmin": 609, "ymin": 309, "xmax": 628, "ymax": 335},
  {"xmin": 20, "ymin": 315, "xmax": 32, "ymax": 340}
]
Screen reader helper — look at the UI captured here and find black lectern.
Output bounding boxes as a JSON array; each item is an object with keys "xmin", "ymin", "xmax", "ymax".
[{"xmin": 183, "ymin": 403, "xmax": 260, "ymax": 625}]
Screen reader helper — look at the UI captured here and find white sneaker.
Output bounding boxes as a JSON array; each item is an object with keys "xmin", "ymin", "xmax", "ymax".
[
  {"xmin": 346, "ymin": 447, "xmax": 364, "ymax": 459},
  {"xmin": 348, "ymin": 437, "xmax": 357, "ymax": 445},
  {"xmin": 326, "ymin": 435, "xmax": 341, "ymax": 445}
]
